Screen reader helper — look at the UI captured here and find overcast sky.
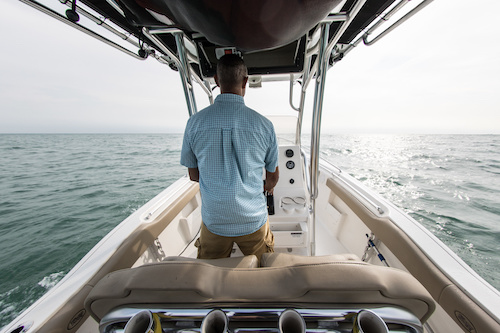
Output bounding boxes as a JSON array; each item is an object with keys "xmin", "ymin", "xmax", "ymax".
[{"xmin": 0, "ymin": 0, "xmax": 499, "ymax": 134}]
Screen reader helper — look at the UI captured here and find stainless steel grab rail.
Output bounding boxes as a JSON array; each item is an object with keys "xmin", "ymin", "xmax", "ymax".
[
  {"xmin": 19, "ymin": 0, "xmax": 146, "ymax": 60},
  {"xmin": 59, "ymin": 0, "xmax": 133, "ymax": 44},
  {"xmin": 143, "ymin": 28, "xmax": 213, "ymax": 114},
  {"xmin": 363, "ymin": 0, "xmax": 435, "ymax": 46}
]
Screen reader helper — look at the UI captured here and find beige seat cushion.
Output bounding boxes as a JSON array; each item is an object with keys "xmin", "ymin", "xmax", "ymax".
[
  {"xmin": 163, "ymin": 255, "xmax": 258, "ymax": 268},
  {"xmin": 261, "ymin": 253, "xmax": 360, "ymax": 267},
  {"xmin": 85, "ymin": 260, "xmax": 435, "ymax": 323}
]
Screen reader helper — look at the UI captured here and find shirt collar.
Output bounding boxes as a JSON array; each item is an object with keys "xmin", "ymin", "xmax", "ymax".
[{"xmin": 214, "ymin": 93, "xmax": 245, "ymax": 104}]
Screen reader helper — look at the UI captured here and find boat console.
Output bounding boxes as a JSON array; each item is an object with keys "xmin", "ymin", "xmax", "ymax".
[{"xmin": 270, "ymin": 145, "xmax": 310, "ymax": 254}]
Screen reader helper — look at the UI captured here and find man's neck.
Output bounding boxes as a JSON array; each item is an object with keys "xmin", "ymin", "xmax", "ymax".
[{"xmin": 220, "ymin": 88, "xmax": 244, "ymax": 96}]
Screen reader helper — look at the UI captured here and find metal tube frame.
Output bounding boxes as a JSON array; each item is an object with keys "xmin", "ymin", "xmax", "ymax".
[
  {"xmin": 143, "ymin": 28, "xmax": 209, "ymax": 116},
  {"xmin": 204, "ymin": 80, "xmax": 214, "ymax": 104},
  {"xmin": 307, "ymin": 0, "xmax": 368, "ymax": 255},
  {"xmin": 363, "ymin": 0, "xmax": 412, "ymax": 39},
  {"xmin": 363, "ymin": 0, "xmax": 434, "ymax": 46},
  {"xmin": 294, "ymin": 72, "xmax": 308, "ymax": 147},
  {"xmin": 288, "ymin": 36, "xmax": 312, "ymax": 146},
  {"xmin": 289, "ymin": 71, "xmax": 307, "ymax": 146},
  {"xmin": 304, "ymin": 0, "xmax": 432, "ymax": 255},
  {"xmin": 19, "ymin": 0, "xmax": 146, "ymax": 60},
  {"xmin": 325, "ymin": 0, "xmax": 368, "ymax": 57},
  {"xmin": 290, "ymin": 21, "xmax": 327, "ymax": 146},
  {"xmin": 330, "ymin": 0, "xmax": 434, "ymax": 61},
  {"xmin": 59, "ymin": 0, "xmax": 136, "ymax": 46},
  {"xmin": 310, "ymin": 22, "xmax": 328, "ymax": 200},
  {"xmin": 145, "ymin": 28, "xmax": 213, "ymax": 111},
  {"xmin": 308, "ymin": 22, "xmax": 330, "ymax": 255},
  {"xmin": 20, "ymin": 0, "xmax": 212, "ymax": 114},
  {"xmin": 175, "ymin": 33, "xmax": 198, "ymax": 116},
  {"xmin": 289, "ymin": 75, "xmax": 300, "ymax": 112},
  {"xmin": 103, "ymin": 0, "xmax": 126, "ymax": 17}
]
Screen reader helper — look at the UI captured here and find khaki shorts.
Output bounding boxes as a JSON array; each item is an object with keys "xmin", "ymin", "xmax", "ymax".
[{"xmin": 195, "ymin": 219, "xmax": 274, "ymax": 262}]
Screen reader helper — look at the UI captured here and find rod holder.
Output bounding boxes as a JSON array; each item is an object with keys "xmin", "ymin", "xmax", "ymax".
[
  {"xmin": 353, "ymin": 310, "xmax": 389, "ymax": 333},
  {"xmin": 124, "ymin": 310, "xmax": 161, "ymax": 333},
  {"xmin": 201, "ymin": 309, "xmax": 228, "ymax": 333},
  {"xmin": 279, "ymin": 309, "xmax": 306, "ymax": 333}
]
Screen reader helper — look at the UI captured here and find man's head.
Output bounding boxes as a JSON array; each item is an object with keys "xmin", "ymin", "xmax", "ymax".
[{"xmin": 215, "ymin": 54, "xmax": 248, "ymax": 96}]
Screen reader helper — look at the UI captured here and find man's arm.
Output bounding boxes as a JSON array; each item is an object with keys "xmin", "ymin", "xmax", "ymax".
[
  {"xmin": 264, "ymin": 167, "xmax": 279, "ymax": 193},
  {"xmin": 188, "ymin": 167, "xmax": 200, "ymax": 182}
]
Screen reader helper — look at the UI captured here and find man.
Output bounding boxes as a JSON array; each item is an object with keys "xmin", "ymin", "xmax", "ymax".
[{"xmin": 180, "ymin": 54, "xmax": 279, "ymax": 261}]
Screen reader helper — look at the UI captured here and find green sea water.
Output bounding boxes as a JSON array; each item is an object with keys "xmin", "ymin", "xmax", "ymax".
[{"xmin": 1, "ymin": 133, "xmax": 499, "ymax": 329}]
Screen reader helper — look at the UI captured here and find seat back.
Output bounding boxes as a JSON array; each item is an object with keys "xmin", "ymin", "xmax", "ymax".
[
  {"xmin": 163, "ymin": 255, "xmax": 259, "ymax": 268},
  {"xmin": 260, "ymin": 252, "xmax": 360, "ymax": 267},
  {"xmin": 85, "ymin": 257, "xmax": 435, "ymax": 322}
]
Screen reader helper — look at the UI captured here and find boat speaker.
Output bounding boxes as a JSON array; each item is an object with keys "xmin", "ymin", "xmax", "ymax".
[
  {"xmin": 279, "ymin": 309, "xmax": 306, "ymax": 333},
  {"xmin": 201, "ymin": 309, "xmax": 228, "ymax": 333},
  {"xmin": 138, "ymin": 49, "xmax": 148, "ymax": 59},
  {"xmin": 65, "ymin": 9, "xmax": 80, "ymax": 22},
  {"xmin": 352, "ymin": 309, "xmax": 389, "ymax": 333}
]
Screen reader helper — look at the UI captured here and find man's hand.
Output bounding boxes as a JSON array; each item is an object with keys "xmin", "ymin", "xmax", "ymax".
[
  {"xmin": 188, "ymin": 167, "xmax": 200, "ymax": 182},
  {"xmin": 264, "ymin": 167, "xmax": 279, "ymax": 194}
]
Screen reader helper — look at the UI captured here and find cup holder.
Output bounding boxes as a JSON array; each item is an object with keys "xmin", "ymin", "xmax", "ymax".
[{"xmin": 280, "ymin": 197, "xmax": 306, "ymax": 214}]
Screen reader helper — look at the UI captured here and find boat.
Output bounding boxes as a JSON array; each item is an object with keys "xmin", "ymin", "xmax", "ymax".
[{"xmin": 3, "ymin": 0, "xmax": 500, "ymax": 332}]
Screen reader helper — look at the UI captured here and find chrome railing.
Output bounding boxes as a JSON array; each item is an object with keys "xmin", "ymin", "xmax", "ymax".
[
  {"xmin": 19, "ymin": 0, "xmax": 146, "ymax": 60},
  {"xmin": 362, "ymin": 0, "xmax": 435, "ymax": 46},
  {"xmin": 100, "ymin": 307, "xmax": 423, "ymax": 333}
]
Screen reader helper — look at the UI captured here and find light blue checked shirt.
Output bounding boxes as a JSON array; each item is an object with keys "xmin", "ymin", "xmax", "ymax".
[{"xmin": 181, "ymin": 94, "xmax": 279, "ymax": 237}]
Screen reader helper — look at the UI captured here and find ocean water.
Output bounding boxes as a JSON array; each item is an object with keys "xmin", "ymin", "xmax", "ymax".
[{"xmin": 1, "ymin": 133, "xmax": 499, "ymax": 328}]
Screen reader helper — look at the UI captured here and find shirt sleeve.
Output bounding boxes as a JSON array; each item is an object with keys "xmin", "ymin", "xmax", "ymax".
[
  {"xmin": 180, "ymin": 125, "xmax": 198, "ymax": 168},
  {"xmin": 264, "ymin": 125, "xmax": 279, "ymax": 172}
]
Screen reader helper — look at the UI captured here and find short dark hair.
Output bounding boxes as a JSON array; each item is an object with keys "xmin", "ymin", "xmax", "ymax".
[{"xmin": 216, "ymin": 54, "xmax": 248, "ymax": 88}]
